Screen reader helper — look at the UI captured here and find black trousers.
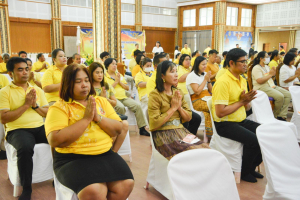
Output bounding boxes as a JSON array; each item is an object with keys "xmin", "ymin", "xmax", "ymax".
[
  {"xmin": 183, "ymin": 111, "xmax": 201, "ymax": 135},
  {"xmin": 6, "ymin": 125, "xmax": 48, "ymax": 188},
  {"xmin": 214, "ymin": 119, "xmax": 262, "ymax": 176}
]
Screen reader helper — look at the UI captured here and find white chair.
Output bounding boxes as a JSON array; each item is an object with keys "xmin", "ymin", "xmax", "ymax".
[
  {"xmin": 3, "ymin": 74, "xmax": 12, "ymax": 83},
  {"xmin": 251, "ymin": 90, "xmax": 298, "ymax": 139},
  {"xmin": 207, "ymin": 98, "xmax": 243, "ymax": 183},
  {"xmin": 144, "ymin": 130, "xmax": 173, "ymax": 200},
  {"xmin": 257, "ymin": 123, "xmax": 300, "ymax": 200},
  {"xmin": 5, "ymin": 142, "xmax": 53, "ymax": 197},
  {"xmin": 167, "ymin": 149, "xmax": 240, "ymax": 200},
  {"xmin": 289, "ymin": 86, "xmax": 300, "ymax": 142},
  {"xmin": 125, "ymin": 107, "xmax": 138, "ymax": 133},
  {"xmin": 117, "ymin": 130, "xmax": 132, "ymax": 162},
  {"xmin": 0, "ymin": 123, "xmax": 5, "ymax": 151}
]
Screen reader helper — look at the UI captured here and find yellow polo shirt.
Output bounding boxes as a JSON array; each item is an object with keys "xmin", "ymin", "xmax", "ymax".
[
  {"xmin": 41, "ymin": 65, "xmax": 64, "ymax": 102},
  {"xmin": 0, "ymin": 82, "xmax": 48, "ymax": 133},
  {"xmin": 135, "ymin": 70, "xmax": 152, "ymax": 100},
  {"xmin": 146, "ymin": 70, "xmax": 157, "ymax": 97},
  {"xmin": 105, "ymin": 72, "xmax": 127, "ymax": 100},
  {"xmin": 45, "ymin": 96, "xmax": 121, "ymax": 155},
  {"xmin": 129, "ymin": 58, "xmax": 137, "ymax": 72},
  {"xmin": 220, "ymin": 59, "xmax": 225, "ymax": 66},
  {"xmin": 191, "ymin": 57, "xmax": 196, "ymax": 67},
  {"xmin": 131, "ymin": 48, "xmax": 140, "ymax": 57},
  {"xmin": 212, "ymin": 69, "xmax": 248, "ymax": 122},
  {"xmin": 295, "ymin": 55, "xmax": 300, "ymax": 63},
  {"xmin": 29, "ymin": 72, "xmax": 42, "ymax": 87},
  {"xmin": 174, "ymin": 59, "xmax": 179, "ymax": 65},
  {"xmin": 0, "ymin": 74, "xmax": 9, "ymax": 89},
  {"xmin": 181, "ymin": 48, "xmax": 191, "ymax": 56},
  {"xmin": 204, "ymin": 47, "xmax": 211, "ymax": 55},
  {"xmin": 205, "ymin": 62, "xmax": 219, "ymax": 82},
  {"xmin": 32, "ymin": 61, "xmax": 50, "ymax": 72},
  {"xmin": 280, "ymin": 49, "xmax": 285, "ymax": 53},
  {"xmin": 216, "ymin": 67, "xmax": 227, "ymax": 80},
  {"xmin": 0, "ymin": 63, "xmax": 7, "ymax": 73},
  {"xmin": 177, "ymin": 65, "xmax": 190, "ymax": 95},
  {"xmin": 132, "ymin": 64, "xmax": 141, "ymax": 77},
  {"xmin": 268, "ymin": 59, "xmax": 279, "ymax": 70}
]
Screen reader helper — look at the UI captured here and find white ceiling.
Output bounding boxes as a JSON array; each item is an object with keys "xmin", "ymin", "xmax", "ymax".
[{"xmin": 176, "ymin": 0, "xmax": 290, "ymax": 6}]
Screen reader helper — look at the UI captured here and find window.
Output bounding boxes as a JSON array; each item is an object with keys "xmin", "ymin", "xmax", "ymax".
[
  {"xmin": 183, "ymin": 9, "xmax": 196, "ymax": 27},
  {"xmin": 241, "ymin": 9, "xmax": 252, "ymax": 27},
  {"xmin": 226, "ymin": 7, "xmax": 238, "ymax": 26},
  {"xmin": 199, "ymin": 7, "xmax": 213, "ymax": 26},
  {"xmin": 121, "ymin": 3, "xmax": 135, "ymax": 12},
  {"xmin": 61, "ymin": 0, "xmax": 92, "ymax": 7},
  {"xmin": 142, "ymin": 6, "xmax": 177, "ymax": 16}
]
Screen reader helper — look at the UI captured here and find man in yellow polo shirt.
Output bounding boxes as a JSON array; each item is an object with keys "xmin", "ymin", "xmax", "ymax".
[
  {"xmin": 279, "ymin": 45, "xmax": 285, "ymax": 53},
  {"xmin": 203, "ymin": 45, "xmax": 211, "ymax": 55},
  {"xmin": 131, "ymin": 43, "xmax": 140, "ymax": 57},
  {"xmin": 181, "ymin": 43, "xmax": 191, "ymax": 56},
  {"xmin": 0, "ymin": 74, "xmax": 9, "ymax": 89},
  {"xmin": 129, "ymin": 50, "xmax": 142, "ymax": 72},
  {"xmin": 0, "ymin": 57, "xmax": 49, "ymax": 199},
  {"xmin": 205, "ymin": 49, "xmax": 219, "ymax": 85},
  {"xmin": 0, "ymin": 53, "xmax": 10, "ymax": 73},
  {"xmin": 212, "ymin": 48, "xmax": 262, "ymax": 183},
  {"xmin": 32, "ymin": 53, "xmax": 50, "ymax": 72},
  {"xmin": 191, "ymin": 50, "xmax": 200, "ymax": 67}
]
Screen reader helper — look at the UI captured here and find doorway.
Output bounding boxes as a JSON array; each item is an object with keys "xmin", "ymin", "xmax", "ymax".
[
  {"xmin": 263, "ymin": 43, "xmax": 270, "ymax": 52},
  {"xmin": 182, "ymin": 30, "xmax": 212, "ymax": 54}
]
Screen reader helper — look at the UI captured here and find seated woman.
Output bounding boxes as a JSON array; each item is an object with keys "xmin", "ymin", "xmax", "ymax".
[
  {"xmin": 135, "ymin": 57, "xmax": 152, "ymax": 114},
  {"xmin": 268, "ymin": 50, "xmax": 280, "ymax": 70},
  {"xmin": 89, "ymin": 62, "xmax": 128, "ymax": 152},
  {"xmin": 186, "ymin": 56, "xmax": 213, "ymax": 137},
  {"xmin": 132, "ymin": 55, "xmax": 145, "ymax": 78},
  {"xmin": 173, "ymin": 53, "xmax": 181, "ymax": 65},
  {"xmin": 280, "ymin": 52, "xmax": 300, "ymax": 90},
  {"xmin": 213, "ymin": 48, "xmax": 262, "ymax": 183},
  {"xmin": 25, "ymin": 58, "xmax": 42, "ymax": 88},
  {"xmin": 45, "ymin": 64, "xmax": 134, "ymax": 200},
  {"xmin": 148, "ymin": 61, "xmax": 209, "ymax": 160},
  {"xmin": 105, "ymin": 58, "xmax": 149, "ymax": 136},
  {"xmin": 252, "ymin": 51, "xmax": 291, "ymax": 121}
]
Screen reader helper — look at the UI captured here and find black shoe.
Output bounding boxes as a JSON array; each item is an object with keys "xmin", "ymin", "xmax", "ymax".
[
  {"xmin": 0, "ymin": 150, "xmax": 7, "ymax": 160},
  {"xmin": 251, "ymin": 171, "xmax": 264, "ymax": 179},
  {"xmin": 241, "ymin": 174, "xmax": 257, "ymax": 183},
  {"xmin": 139, "ymin": 127, "xmax": 150, "ymax": 136},
  {"xmin": 277, "ymin": 117, "xmax": 286, "ymax": 121},
  {"xmin": 19, "ymin": 189, "xmax": 32, "ymax": 200}
]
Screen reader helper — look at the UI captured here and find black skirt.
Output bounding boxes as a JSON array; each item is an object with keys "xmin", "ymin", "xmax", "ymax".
[{"xmin": 53, "ymin": 149, "xmax": 134, "ymax": 194}]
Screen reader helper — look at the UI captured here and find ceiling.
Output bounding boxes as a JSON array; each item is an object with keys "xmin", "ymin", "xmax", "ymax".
[{"xmin": 176, "ymin": 0, "xmax": 290, "ymax": 6}]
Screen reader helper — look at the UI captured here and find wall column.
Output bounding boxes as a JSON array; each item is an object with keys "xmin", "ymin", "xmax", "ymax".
[
  {"xmin": 135, "ymin": 0, "xmax": 142, "ymax": 31},
  {"xmin": 0, "ymin": 0, "xmax": 11, "ymax": 54},
  {"xmin": 254, "ymin": 28, "xmax": 260, "ymax": 51},
  {"xmin": 51, "ymin": 0, "xmax": 62, "ymax": 50},
  {"xmin": 214, "ymin": 1, "xmax": 226, "ymax": 53},
  {"xmin": 93, "ymin": 0, "xmax": 121, "ymax": 62},
  {"xmin": 288, "ymin": 30, "xmax": 296, "ymax": 50}
]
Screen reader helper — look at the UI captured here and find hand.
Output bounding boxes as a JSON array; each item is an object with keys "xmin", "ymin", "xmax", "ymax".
[
  {"xmin": 24, "ymin": 90, "xmax": 35, "ymax": 107},
  {"xmin": 115, "ymin": 73, "xmax": 121, "ymax": 83},
  {"xmin": 92, "ymin": 96, "xmax": 102, "ymax": 122},
  {"xmin": 42, "ymin": 63, "xmax": 47, "ymax": 69},
  {"xmin": 100, "ymin": 87, "xmax": 106, "ymax": 98},
  {"xmin": 240, "ymin": 90, "xmax": 257, "ymax": 105},
  {"xmin": 177, "ymin": 91, "xmax": 182, "ymax": 110},
  {"xmin": 83, "ymin": 96, "xmax": 95, "ymax": 123},
  {"xmin": 205, "ymin": 71, "xmax": 211, "ymax": 82},
  {"xmin": 29, "ymin": 72, "xmax": 35, "ymax": 81},
  {"xmin": 295, "ymin": 68, "xmax": 300, "ymax": 77},
  {"xmin": 31, "ymin": 89, "xmax": 37, "ymax": 107},
  {"xmin": 269, "ymin": 67, "xmax": 276, "ymax": 77},
  {"xmin": 171, "ymin": 90, "xmax": 181, "ymax": 110}
]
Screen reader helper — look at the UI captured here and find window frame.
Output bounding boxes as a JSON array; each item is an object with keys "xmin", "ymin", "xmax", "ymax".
[
  {"xmin": 199, "ymin": 7, "xmax": 213, "ymax": 26},
  {"xmin": 183, "ymin": 9, "xmax": 196, "ymax": 27},
  {"xmin": 226, "ymin": 7, "xmax": 238, "ymax": 26}
]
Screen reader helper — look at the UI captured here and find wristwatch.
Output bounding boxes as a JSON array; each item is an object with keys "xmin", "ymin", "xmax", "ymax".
[{"xmin": 32, "ymin": 105, "xmax": 39, "ymax": 110}]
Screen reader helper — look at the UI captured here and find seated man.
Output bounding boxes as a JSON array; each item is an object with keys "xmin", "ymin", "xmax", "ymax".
[
  {"xmin": 0, "ymin": 57, "xmax": 49, "ymax": 200},
  {"xmin": 19, "ymin": 51, "xmax": 28, "ymax": 58},
  {"xmin": 0, "ymin": 73, "xmax": 9, "ymax": 159},
  {"xmin": 32, "ymin": 53, "xmax": 50, "ymax": 72},
  {"xmin": 212, "ymin": 48, "xmax": 262, "ymax": 183},
  {"xmin": 72, "ymin": 53, "xmax": 81, "ymax": 64},
  {"xmin": 0, "ymin": 53, "xmax": 10, "ymax": 74}
]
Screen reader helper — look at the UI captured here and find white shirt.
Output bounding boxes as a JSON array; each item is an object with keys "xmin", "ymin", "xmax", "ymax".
[
  {"xmin": 152, "ymin": 46, "xmax": 164, "ymax": 54},
  {"xmin": 186, "ymin": 71, "xmax": 208, "ymax": 95},
  {"xmin": 174, "ymin": 50, "xmax": 180, "ymax": 57},
  {"xmin": 279, "ymin": 64, "xmax": 299, "ymax": 87}
]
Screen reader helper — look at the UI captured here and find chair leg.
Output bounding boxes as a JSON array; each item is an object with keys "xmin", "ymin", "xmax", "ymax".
[
  {"xmin": 129, "ymin": 154, "xmax": 132, "ymax": 163},
  {"xmin": 144, "ymin": 182, "xmax": 149, "ymax": 189},
  {"xmin": 234, "ymin": 172, "xmax": 241, "ymax": 184},
  {"xmin": 13, "ymin": 185, "xmax": 20, "ymax": 197}
]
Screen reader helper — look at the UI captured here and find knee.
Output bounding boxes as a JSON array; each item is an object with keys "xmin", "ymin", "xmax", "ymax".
[
  {"xmin": 18, "ymin": 144, "xmax": 34, "ymax": 156},
  {"xmin": 274, "ymin": 93, "xmax": 284, "ymax": 102},
  {"xmin": 78, "ymin": 185, "xmax": 106, "ymax": 200},
  {"xmin": 122, "ymin": 120, "xmax": 129, "ymax": 131},
  {"xmin": 118, "ymin": 179, "xmax": 134, "ymax": 195},
  {"xmin": 192, "ymin": 112, "xmax": 201, "ymax": 122}
]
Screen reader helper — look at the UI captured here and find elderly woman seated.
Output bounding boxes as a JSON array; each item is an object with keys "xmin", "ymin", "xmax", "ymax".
[{"xmin": 148, "ymin": 60, "xmax": 209, "ymax": 160}]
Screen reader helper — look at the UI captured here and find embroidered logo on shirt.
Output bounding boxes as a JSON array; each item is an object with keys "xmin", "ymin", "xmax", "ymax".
[{"xmin": 99, "ymin": 107, "xmax": 106, "ymax": 115}]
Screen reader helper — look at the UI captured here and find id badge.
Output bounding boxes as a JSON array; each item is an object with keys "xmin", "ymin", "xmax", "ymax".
[{"xmin": 264, "ymin": 73, "xmax": 275, "ymax": 88}]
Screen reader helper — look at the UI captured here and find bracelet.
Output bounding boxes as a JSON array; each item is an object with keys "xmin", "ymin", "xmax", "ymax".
[
  {"xmin": 32, "ymin": 105, "xmax": 39, "ymax": 110},
  {"xmin": 95, "ymin": 115, "xmax": 103, "ymax": 124}
]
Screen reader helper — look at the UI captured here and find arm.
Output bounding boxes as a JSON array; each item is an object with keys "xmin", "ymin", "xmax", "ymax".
[
  {"xmin": 138, "ymin": 82, "xmax": 147, "ymax": 88},
  {"xmin": 210, "ymin": 73, "xmax": 217, "ymax": 80},
  {"xmin": 208, "ymin": 82, "xmax": 212, "ymax": 93},
  {"xmin": 94, "ymin": 115, "xmax": 123, "ymax": 137},
  {"xmin": 178, "ymin": 72, "xmax": 190, "ymax": 83},
  {"xmin": 33, "ymin": 106, "xmax": 48, "ymax": 118},
  {"xmin": 215, "ymin": 102, "xmax": 244, "ymax": 118},
  {"xmin": 43, "ymin": 83, "xmax": 60, "ymax": 93},
  {"xmin": 0, "ymin": 105, "xmax": 30, "ymax": 124},
  {"xmin": 34, "ymin": 63, "xmax": 46, "ymax": 72},
  {"xmin": 33, "ymin": 80, "xmax": 42, "ymax": 88},
  {"xmin": 190, "ymin": 81, "xmax": 207, "ymax": 96},
  {"xmin": 108, "ymin": 95, "xmax": 117, "ymax": 107},
  {"xmin": 256, "ymin": 74, "xmax": 273, "ymax": 84},
  {"xmin": 119, "ymin": 81, "xmax": 129, "ymax": 90}
]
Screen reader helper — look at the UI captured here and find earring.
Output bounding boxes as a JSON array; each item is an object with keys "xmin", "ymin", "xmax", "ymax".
[{"xmin": 163, "ymin": 79, "xmax": 165, "ymax": 82}]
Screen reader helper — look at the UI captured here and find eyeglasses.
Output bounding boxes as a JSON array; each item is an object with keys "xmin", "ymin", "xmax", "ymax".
[
  {"xmin": 184, "ymin": 59, "xmax": 191, "ymax": 61},
  {"xmin": 236, "ymin": 60, "xmax": 247, "ymax": 64}
]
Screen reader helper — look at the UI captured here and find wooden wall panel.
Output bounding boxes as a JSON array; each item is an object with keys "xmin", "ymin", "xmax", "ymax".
[
  {"xmin": 258, "ymin": 31, "xmax": 290, "ymax": 52},
  {"xmin": 143, "ymin": 29, "xmax": 175, "ymax": 58},
  {"xmin": 10, "ymin": 21, "xmax": 51, "ymax": 54}
]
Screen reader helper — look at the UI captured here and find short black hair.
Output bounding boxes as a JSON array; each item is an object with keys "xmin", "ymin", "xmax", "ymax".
[
  {"xmin": 100, "ymin": 51, "xmax": 110, "ymax": 59},
  {"xmin": 208, "ymin": 49, "xmax": 219, "ymax": 55},
  {"xmin": 51, "ymin": 48, "xmax": 64, "ymax": 64},
  {"xmin": 225, "ymin": 48, "xmax": 247, "ymax": 69},
  {"xmin": 104, "ymin": 58, "xmax": 117, "ymax": 70},
  {"xmin": 72, "ymin": 53, "xmax": 80, "ymax": 59},
  {"xmin": 288, "ymin": 48, "xmax": 297, "ymax": 54},
  {"xmin": 175, "ymin": 46, "xmax": 179, "ymax": 50},
  {"xmin": 25, "ymin": 58, "xmax": 32, "ymax": 64},
  {"xmin": 135, "ymin": 43, "xmax": 139, "ymax": 46},
  {"xmin": 253, "ymin": 51, "xmax": 267, "ymax": 67},
  {"xmin": 222, "ymin": 51, "xmax": 228, "ymax": 57},
  {"xmin": 153, "ymin": 53, "xmax": 166, "ymax": 66},
  {"xmin": 192, "ymin": 50, "xmax": 198, "ymax": 57},
  {"xmin": 192, "ymin": 56, "xmax": 207, "ymax": 76},
  {"xmin": 179, "ymin": 54, "xmax": 190, "ymax": 66},
  {"xmin": 18, "ymin": 51, "xmax": 27, "ymax": 56},
  {"xmin": 175, "ymin": 53, "xmax": 181, "ymax": 59},
  {"xmin": 156, "ymin": 61, "xmax": 176, "ymax": 92},
  {"xmin": 135, "ymin": 55, "xmax": 144, "ymax": 65},
  {"xmin": 280, "ymin": 45, "xmax": 284, "ymax": 49},
  {"xmin": 37, "ymin": 53, "xmax": 43, "ymax": 60},
  {"xmin": 283, "ymin": 52, "xmax": 296, "ymax": 66},
  {"xmin": 298, "ymin": 51, "xmax": 300, "ymax": 54},
  {"xmin": 280, "ymin": 51, "xmax": 285, "ymax": 56},
  {"xmin": 141, "ymin": 51, "xmax": 146, "ymax": 54},
  {"xmin": 236, "ymin": 44, "xmax": 239, "ymax": 46},
  {"xmin": 268, "ymin": 51, "xmax": 273, "ymax": 56},
  {"xmin": 270, "ymin": 50, "xmax": 279, "ymax": 61},
  {"xmin": 202, "ymin": 52, "xmax": 207, "ymax": 56},
  {"xmin": 134, "ymin": 50, "xmax": 142, "ymax": 57},
  {"xmin": 6, "ymin": 57, "xmax": 27, "ymax": 72}
]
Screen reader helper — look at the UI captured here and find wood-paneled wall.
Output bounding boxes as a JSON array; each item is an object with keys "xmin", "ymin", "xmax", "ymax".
[{"xmin": 10, "ymin": 19, "xmax": 51, "ymax": 54}]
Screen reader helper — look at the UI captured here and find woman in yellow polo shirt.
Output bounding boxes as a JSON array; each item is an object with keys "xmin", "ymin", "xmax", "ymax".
[
  {"xmin": 212, "ymin": 48, "xmax": 262, "ymax": 183},
  {"xmin": 25, "ymin": 58, "xmax": 42, "ymax": 88},
  {"xmin": 268, "ymin": 50, "xmax": 280, "ymax": 70},
  {"xmin": 148, "ymin": 60, "xmax": 209, "ymax": 160},
  {"xmin": 45, "ymin": 64, "xmax": 134, "ymax": 199},
  {"xmin": 177, "ymin": 54, "xmax": 191, "ymax": 103},
  {"xmin": 131, "ymin": 54, "xmax": 145, "ymax": 78},
  {"xmin": 174, "ymin": 53, "xmax": 181, "ymax": 65},
  {"xmin": 41, "ymin": 48, "xmax": 67, "ymax": 105}
]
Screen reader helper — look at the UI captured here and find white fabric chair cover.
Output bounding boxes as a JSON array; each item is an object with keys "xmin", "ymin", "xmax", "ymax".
[
  {"xmin": 117, "ymin": 130, "xmax": 132, "ymax": 162},
  {"xmin": 3, "ymin": 74, "xmax": 12, "ymax": 83},
  {"xmin": 54, "ymin": 174, "xmax": 79, "ymax": 200},
  {"xmin": 167, "ymin": 149, "xmax": 240, "ymax": 200},
  {"xmin": 125, "ymin": 107, "xmax": 137, "ymax": 126},
  {"xmin": 146, "ymin": 131, "xmax": 173, "ymax": 200},
  {"xmin": 251, "ymin": 90, "xmax": 298, "ymax": 139},
  {"xmin": 5, "ymin": 142, "xmax": 53, "ymax": 197},
  {"xmin": 186, "ymin": 95, "xmax": 205, "ymax": 131},
  {"xmin": 289, "ymin": 86, "xmax": 300, "ymax": 142},
  {"xmin": 207, "ymin": 98, "xmax": 243, "ymax": 174},
  {"xmin": 257, "ymin": 123, "xmax": 300, "ymax": 200},
  {"xmin": 0, "ymin": 123, "xmax": 5, "ymax": 151}
]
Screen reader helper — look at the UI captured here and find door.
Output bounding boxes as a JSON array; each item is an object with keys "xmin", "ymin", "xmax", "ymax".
[
  {"xmin": 182, "ymin": 30, "xmax": 212, "ymax": 54},
  {"xmin": 263, "ymin": 43, "xmax": 270, "ymax": 52}
]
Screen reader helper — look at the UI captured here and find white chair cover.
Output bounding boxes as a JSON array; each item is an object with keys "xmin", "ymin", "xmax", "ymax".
[
  {"xmin": 117, "ymin": 130, "xmax": 132, "ymax": 162},
  {"xmin": 3, "ymin": 74, "xmax": 12, "ymax": 83},
  {"xmin": 186, "ymin": 95, "xmax": 206, "ymax": 131},
  {"xmin": 251, "ymin": 90, "xmax": 298, "ymax": 139},
  {"xmin": 146, "ymin": 131, "xmax": 173, "ymax": 200},
  {"xmin": 167, "ymin": 149, "xmax": 240, "ymax": 200},
  {"xmin": 0, "ymin": 123, "xmax": 5, "ymax": 151},
  {"xmin": 5, "ymin": 142, "xmax": 53, "ymax": 197},
  {"xmin": 54, "ymin": 174, "xmax": 79, "ymax": 200},
  {"xmin": 257, "ymin": 123, "xmax": 300, "ymax": 200},
  {"xmin": 207, "ymin": 98, "xmax": 243, "ymax": 174},
  {"xmin": 289, "ymin": 86, "xmax": 300, "ymax": 142}
]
